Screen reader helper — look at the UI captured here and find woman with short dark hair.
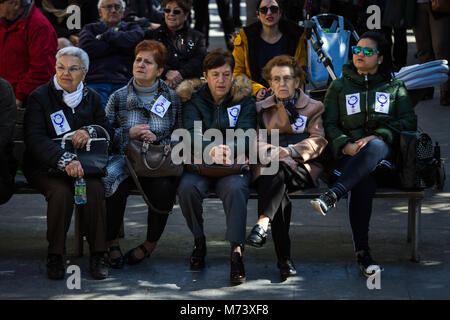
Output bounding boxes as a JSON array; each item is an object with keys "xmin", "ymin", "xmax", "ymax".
[
  {"xmin": 176, "ymin": 48, "xmax": 256, "ymax": 284},
  {"xmin": 104, "ymin": 40, "xmax": 182, "ymax": 269},
  {"xmin": 311, "ymin": 32, "xmax": 417, "ymax": 277}
]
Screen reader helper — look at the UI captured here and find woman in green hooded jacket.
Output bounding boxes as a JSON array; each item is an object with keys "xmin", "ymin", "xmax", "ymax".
[{"xmin": 310, "ymin": 31, "xmax": 417, "ymax": 277}]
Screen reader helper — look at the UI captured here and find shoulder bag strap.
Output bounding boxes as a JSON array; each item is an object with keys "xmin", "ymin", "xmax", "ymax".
[{"xmin": 124, "ymin": 155, "xmax": 170, "ymax": 214}]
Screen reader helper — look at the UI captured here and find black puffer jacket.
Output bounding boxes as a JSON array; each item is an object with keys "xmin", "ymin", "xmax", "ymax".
[
  {"xmin": 145, "ymin": 22, "xmax": 207, "ymax": 79},
  {"xmin": 23, "ymin": 80, "xmax": 113, "ymax": 174}
]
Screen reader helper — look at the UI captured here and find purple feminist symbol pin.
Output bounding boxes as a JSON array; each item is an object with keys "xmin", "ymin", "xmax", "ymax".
[
  {"xmin": 348, "ymin": 95, "xmax": 358, "ymax": 113},
  {"xmin": 293, "ymin": 116, "xmax": 305, "ymax": 131},
  {"xmin": 229, "ymin": 107, "xmax": 239, "ymax": 121},
  {"xmin": 154, "ymin": 102, "xmax": 166, "ymax": 115},
  {"xmin": 377, "ymin": 93, "xmax": 388, "ymax": 110}
]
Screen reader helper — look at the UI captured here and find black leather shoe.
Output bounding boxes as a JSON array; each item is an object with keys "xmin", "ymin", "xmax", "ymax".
[
  {"xmin": 246, "ymin": 224, "xmax": 267, "ymax": 248},
  {"xmin": 46, "ymin": 254, "xmax": 65, "ymax": 280},
  {"xmin": 107, "ymin": 245, "xmax": 124, "ymax": 269},
  {"xmin": 190, "ymin": 237, "xmax": 206, "ymax": 270},
  {"xmin": 278, "ymin": 259, "xmax": 297, "ymax": 280},
  {"xmin": 124, "ymin": 244, "xmax": 150, "ymax": 266},
  {"xmin": 230, "ymin": 251, "xmax": 246, "ymax": 285},
  {"xmin": 90, "ymin": 252, "xmax": 109, "ymax": 280}
]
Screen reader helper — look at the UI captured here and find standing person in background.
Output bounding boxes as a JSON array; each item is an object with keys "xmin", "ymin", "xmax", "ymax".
[
  {"xmin": 232, "ymin": 0, "xmax": 242, "ymax": 27},
  {"xmin": 245, "ymin": 0, "xmax": 257, "ymax": 25},
  {"xmin": 193, "ymin": 0, "xmax": 234, "ymax": 50},
  {"xmin": 381, "ymin": 0, "xmax": 412, "ymax": 72},
  {"xmin": 0, "ymin": 78, "xmax": 17, "ymax": 206},
  {"xmin": 232, "ymin": 0, "xmax": 307, "ymax": 100},
  {"xmin": 78, "ymin": 0, "xmax": 144, "ymax": 107},
  {"xmin": 413, "ymin": 0, "xmax": 450, "ymax": 106},
  {"xmin": 38, "ymin": 0, "xmax": 100, "ymax": 49},
  {"xmin": 0, "ymin": 0, "xmax": 58, "ymax": 108}
]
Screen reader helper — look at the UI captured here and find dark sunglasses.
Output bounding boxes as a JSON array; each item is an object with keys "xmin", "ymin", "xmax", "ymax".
[
  {"xmin": 163, "ymin": 8, "xmax": 183, "ymax": 15},
  {"xmin": 352, "ymin": 46, "xmax": 380, "ymax": 57},
  {"xmin": 258, "ymin": 5, "xmax": 279, "ymax": 14}
]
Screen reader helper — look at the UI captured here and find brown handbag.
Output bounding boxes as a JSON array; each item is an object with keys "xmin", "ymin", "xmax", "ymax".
[
  {"xmin": 124, "ymin": 133, "xmax": 183, "ymax": 178},
  {"xmin": 431, "ymin": 0, "xmax": 450, "ymax": 13},
  {"xmin": 185, "ymin": 152, "xmax": 250, "ymax": 177},
  {"xmin": 185, "ymin": 161, "xmax": 250, "ymax": 177}
]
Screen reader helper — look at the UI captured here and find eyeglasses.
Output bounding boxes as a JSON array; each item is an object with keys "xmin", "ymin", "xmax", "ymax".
[
  {"xmin": 352, "ymin": 46, "xmax": 380, "ymax": 57},
  {"xmin": 101, "ymin": 4, "xmax": 123, "ymax": 11},
  {"xmin": 56, "ymin": 66, "xmax": 83, "ymax": 74},
  {"xmin": 163, "ymin": 8, "xmax": 183, "ymax": 15},
  {"xmin": 258, "ymin": 5, "xmax": 279, "ymax": 15},
  {"xmin": 271, "ymin": 75, "xmax": 294, "ymax": 84}
]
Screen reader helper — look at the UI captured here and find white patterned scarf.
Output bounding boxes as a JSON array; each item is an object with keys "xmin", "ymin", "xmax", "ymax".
[{"xmin": 53, "ymin": 76, "xmax": 84, "ymax": 111}]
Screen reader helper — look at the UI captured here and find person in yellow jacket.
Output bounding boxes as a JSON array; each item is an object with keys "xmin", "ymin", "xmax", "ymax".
[{"xmin": 232, "ymin": 0, "xmax": 307, "ymax": 101}]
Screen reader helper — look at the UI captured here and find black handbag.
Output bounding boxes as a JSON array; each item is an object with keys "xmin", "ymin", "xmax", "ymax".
[
  {"xmin": 396, "ymin": 131, "xmax": 445, "ymax": 190},
  {"xmin": 51, "ymin": 125, "xmax": 110, "ymax": 177}
]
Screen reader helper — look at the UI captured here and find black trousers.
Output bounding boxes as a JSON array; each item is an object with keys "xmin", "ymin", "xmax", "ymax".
[
  {"xmin": 27, "ymin": 171, "xmax": 107, "ymax": 255},
  {"xmin": 106, "ymin": 176, "xmax": 179, "ymax": 242},
  {"xmin": 347, "ymin": 174, "xmax": 377, "ymax": 253},
  {"xmin": 255, "ymin": 163, "xmax": 313, "ymax": 261},
  {"xmin": 193, "ymin": 0, "xmax": 234, "ymax": 49},
  {"xmin": 382, "ymin": 26, "xmax": 407, "ymax": 71}
]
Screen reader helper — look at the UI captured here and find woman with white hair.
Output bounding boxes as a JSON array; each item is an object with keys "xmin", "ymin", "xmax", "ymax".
[{"xmin": 23, "ymin": 46, "xmax": 113, "ymax": 281}]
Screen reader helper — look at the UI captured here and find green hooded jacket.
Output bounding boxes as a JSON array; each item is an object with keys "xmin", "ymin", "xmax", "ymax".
[{"xmin": 323, "ymin": 64, "xmax": 417, "ymax": 160}]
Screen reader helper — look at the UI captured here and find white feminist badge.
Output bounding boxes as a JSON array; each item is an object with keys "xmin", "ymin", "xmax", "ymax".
[
  {"xmin": 375, "ymin": 92, "xmax": 390, "ymax": 114},
  {"xmin": 346, "ymin": 93, "xmax": 361, "ymax": 115},
  {"xmin": 291, "ymin": 114, "xmax": 308, "ymax": 133},
  {"xmin": 151, "ymin": 95, "xmax": 171, "ymax": 118},
  {"xmin": 50, "ymin": 110, "xmax": 71, "ymax": 136},
  {"xmin": 227, "ymin": 105, "xmax": 241, "ymax": 127}
]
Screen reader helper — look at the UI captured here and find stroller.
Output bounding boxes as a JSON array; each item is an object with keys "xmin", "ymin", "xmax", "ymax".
[
  {"xmin": 301, "ymin": 13, "xmax": 360, "ymax": 100},
  {"xmin": 302, "ymin": 14, "xmax": 449, "ymax": 106}
]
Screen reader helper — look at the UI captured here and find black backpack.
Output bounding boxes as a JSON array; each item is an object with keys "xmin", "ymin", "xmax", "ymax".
[{"xmin": 396, "ymin": 131, "xmax": 445, "ymax": 190}]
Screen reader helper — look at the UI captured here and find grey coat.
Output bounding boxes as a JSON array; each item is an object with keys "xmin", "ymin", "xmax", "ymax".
[{"xmin": 102, "ymin": 78, "xmax": 182, "ymax": 197}]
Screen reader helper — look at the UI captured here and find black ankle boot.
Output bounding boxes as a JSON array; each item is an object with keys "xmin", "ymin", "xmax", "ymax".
[{"xmin": 190, "ymin": 236, "xmax": 206, "ymax": 270}]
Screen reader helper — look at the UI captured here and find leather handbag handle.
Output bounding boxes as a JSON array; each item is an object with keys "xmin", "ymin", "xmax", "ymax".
[{"xmin": 140, "ymin": 142, "xmax": 170, "ymax": 171}]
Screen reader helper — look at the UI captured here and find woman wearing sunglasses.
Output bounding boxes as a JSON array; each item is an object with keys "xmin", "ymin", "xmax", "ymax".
[
  {"xmin": 144, "ymin": 0, "xmax": 207, "ymax": 89},
  {"xmin": 310, "ymin": 32, "xmax": 417, "ymax": 277},
  {"xmin": 232, "ymin": 0, "xmax": 307, "ymax": 101}
]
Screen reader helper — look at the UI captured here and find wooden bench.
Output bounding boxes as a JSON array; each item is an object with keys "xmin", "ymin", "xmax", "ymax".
[{"xmin": 71, "ymin": 187, "xmax": 424, "ymax": 262}]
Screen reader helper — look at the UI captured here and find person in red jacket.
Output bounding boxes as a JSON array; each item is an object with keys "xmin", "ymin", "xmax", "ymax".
[{"xmin": 0, "ymin": 0, "xmax": 57, "ymax": 108}]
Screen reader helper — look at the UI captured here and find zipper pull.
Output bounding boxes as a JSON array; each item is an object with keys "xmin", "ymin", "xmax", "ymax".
[{"xmin": 364, "ymin": 74, "xmax": 369, "ymax": 87}]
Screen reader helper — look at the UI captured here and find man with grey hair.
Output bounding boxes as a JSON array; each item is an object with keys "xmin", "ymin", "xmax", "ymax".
[
  {"xmin": 79, "ymin": 0, "xmax": 144, "ymax": 107},
  {"xmin": 0, "ymin": 0, "xmax": 58, "ymax": 108}
]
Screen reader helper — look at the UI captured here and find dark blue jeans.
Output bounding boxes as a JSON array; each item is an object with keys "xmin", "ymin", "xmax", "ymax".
[{"xmin": 331, "ymin": 139, "xmax": 392, "ymax": 252}]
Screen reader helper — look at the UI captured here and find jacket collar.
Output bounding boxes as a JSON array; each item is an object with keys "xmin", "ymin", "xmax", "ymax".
[
  {"xmin": 256, "ymin": 90, "xmax": 310, "ymax": 112},
  {"xmin": 0, "ymin": 1, "xmax": 34, "ymax": 27},
  {"xmin": 342, "ymin": 63, "xmax": 386, "ymax": 86}
]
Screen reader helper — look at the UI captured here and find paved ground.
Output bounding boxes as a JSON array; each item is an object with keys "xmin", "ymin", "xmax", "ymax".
[{"xmin": 1, "ymin": 1, "xmax": 449, "ymax": 302}]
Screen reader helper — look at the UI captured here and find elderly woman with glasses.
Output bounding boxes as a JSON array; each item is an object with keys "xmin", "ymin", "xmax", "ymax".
[
  {"xmin": 310, "ymin": 32, "xmax": 417, "ymax": 277},
  {"xmin": 144, "ymin": 0, "xmax": 207, "ymax": 89},
  {"xmin": 232, "ymin": 0, "xmax": 307, "ymax": 101},
  {"xmin": 246, "ymin": 55, "xmax": 327, "ymax": 280},
  {"xmin": 78, "ymin": 0, "xmax": 144, "ymax": 107},
  {"xmin": 23, "ymin": 47, "xmax": 113, "ymax": 281}
]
